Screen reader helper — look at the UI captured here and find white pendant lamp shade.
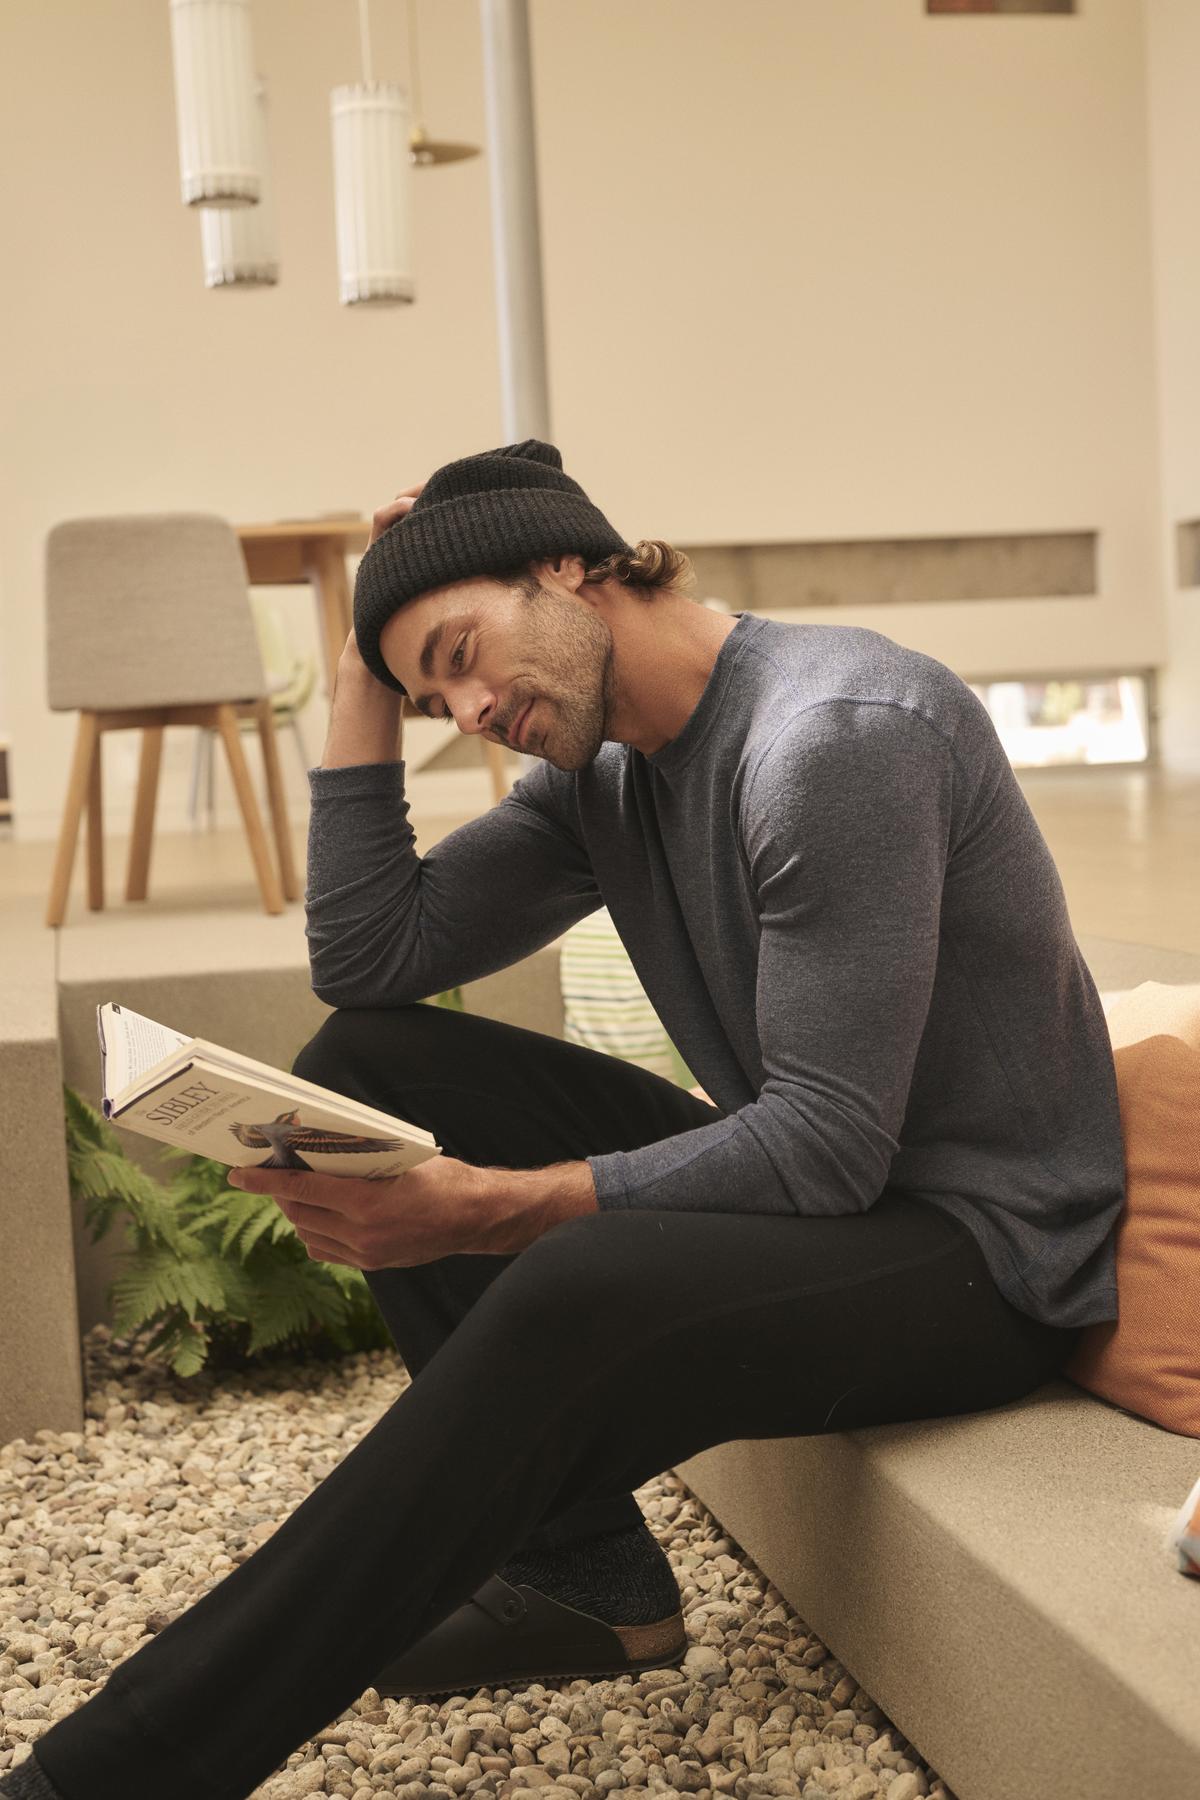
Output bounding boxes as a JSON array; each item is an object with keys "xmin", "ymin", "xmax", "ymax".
[
  {"xmin": 330, "ymin": 82, "xmax": 415, "ymax": 305},
  {"xmin": 200, "ymin": 78, "xmax": 278, "ymax": 286},
  {"xmin": 169, "ymin": 0, "xmax": 261, "ymax": 207}
]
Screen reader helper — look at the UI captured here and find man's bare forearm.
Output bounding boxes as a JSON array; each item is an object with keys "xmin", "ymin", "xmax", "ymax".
[
  {"xmin": 321, "ymin": 653, "xmax": 405, "ymax": 769},
  {"xmin": 469, "ymin": 1160, "xmax": 600, "ymax": 1254}
]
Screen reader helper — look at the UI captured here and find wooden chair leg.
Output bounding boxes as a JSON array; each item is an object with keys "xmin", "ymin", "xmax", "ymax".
[
  {"xmin": 46, "ymin": 713, "xmax": 99, "ymax": 928},
  {"xmin": 485, "ymin": 739, "xmax": 511, "ymax": 805},
  {"xmin": 252, "ymin": 699, "xmax": 300, "ymax": 903},
  {"xmin": 126, "ymin": 724, "xmax": 164, "ymax": 902},
  {"xmin": 85, "ymin": 728, "xmax": 104, "ymax": 910},
  {"xmin": 214, "ymin": 703, "xmax": 284, "ymax": 915}
]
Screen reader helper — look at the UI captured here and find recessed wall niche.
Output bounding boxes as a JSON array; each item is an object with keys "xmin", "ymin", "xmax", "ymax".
[
  {"xmin": 676, "ymin": 531, "xmax": 1097, "ymax": 613},
  {"xmin": 1175, "ymin": 520, "xmax": 1200, "ymax": 589},
  {"xmin": 927, "ymin": 2, "xmax": 1074, "ymax": 13}
]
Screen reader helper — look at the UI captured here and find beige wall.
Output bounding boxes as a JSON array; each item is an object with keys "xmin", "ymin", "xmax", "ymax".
[
  {"xmin": 0, "ymin": 0, "xmax": 502, "ymax": 839},
  {"xmin": 0, "ymin": 0, "xmax": 1188, "ymax": 845},
  {"xmin": 1145, "ymin": 0, "xmax": 1200, "ymax": 772}
]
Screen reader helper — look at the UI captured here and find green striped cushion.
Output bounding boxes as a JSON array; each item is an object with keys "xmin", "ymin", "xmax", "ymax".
[{"xmin": 560, "ymin": 907, "xmax": 694, "ymax": 1088}]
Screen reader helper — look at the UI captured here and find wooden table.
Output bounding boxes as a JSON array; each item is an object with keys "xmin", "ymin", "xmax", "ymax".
[
  {"xmin": 236, "ymin": 516, "xmax": 513, "ymax": 802},
  {"xmin": 236, "ymin": 517, "xmax": 372, "ymax": 698}
]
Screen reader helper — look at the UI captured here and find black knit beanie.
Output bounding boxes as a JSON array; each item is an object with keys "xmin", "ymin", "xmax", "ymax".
[{"xmin": 352, "ymin": 438, "xmax": 635, "ymax": 694}]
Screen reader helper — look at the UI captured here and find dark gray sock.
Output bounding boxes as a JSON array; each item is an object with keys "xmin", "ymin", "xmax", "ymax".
[
  {"xmin": 0, "ymin": 1754, "xmax": 67, "ymax": 1800},
  {"xmin": 499, "ymin": 1521, "xmax": 680, "ymax": 1625}
]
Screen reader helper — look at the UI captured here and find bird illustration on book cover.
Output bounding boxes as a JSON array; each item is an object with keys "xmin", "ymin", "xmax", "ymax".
[{"xmin": 228, "ymin": 1109, "xmax": 413, "ymax": 1173}]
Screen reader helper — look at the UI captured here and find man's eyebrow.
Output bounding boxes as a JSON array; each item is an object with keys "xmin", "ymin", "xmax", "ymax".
[
  {"xmin": 420, "ymin": 620, "xmax": 448, "ymax": 681},
  {"xmin": 410, "ymin": 616, "xmax": 462, "ymax": 718}
]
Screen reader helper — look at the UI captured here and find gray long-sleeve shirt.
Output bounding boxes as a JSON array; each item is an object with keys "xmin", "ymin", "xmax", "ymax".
[{"xmin": 304, "ymin": 610, "xmax": 1124, "ymax": 1330}]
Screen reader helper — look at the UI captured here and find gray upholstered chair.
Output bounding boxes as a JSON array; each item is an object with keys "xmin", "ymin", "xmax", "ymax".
[{"xmin": 43, "ymin": 513, "xmax": 300, "ymax": 926}]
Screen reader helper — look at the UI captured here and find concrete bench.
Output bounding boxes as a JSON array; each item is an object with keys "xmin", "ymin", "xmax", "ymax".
[{"xmin": 673, "ymin": 932, "xmax": 1200, "ymax": 1800}]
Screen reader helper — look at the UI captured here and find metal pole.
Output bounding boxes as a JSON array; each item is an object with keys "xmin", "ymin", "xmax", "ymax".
[{"xmin": 478, "ymin": 0, "xmax": 552, "ymax": 442}]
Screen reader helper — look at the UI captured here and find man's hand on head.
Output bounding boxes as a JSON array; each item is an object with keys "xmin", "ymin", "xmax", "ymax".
[
  {"xmin": 366, "ymin": 482, "xmax": 425, "ymax": 549},
  {"xmin": 341, "ymin": 481, "xmax": 428, "ymax": 668}
]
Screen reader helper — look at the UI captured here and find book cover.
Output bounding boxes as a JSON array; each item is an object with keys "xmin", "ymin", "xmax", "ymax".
[{"xmin": 97, "ymin": 1002, "xmax": 441, "ymax": 1179}]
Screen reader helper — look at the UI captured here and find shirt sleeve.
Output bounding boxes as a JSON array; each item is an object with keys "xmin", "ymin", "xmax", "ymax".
[
  {"xmin": 587, "ymin": 701, "xmax": 956, "ymax": 1217},
  {"xmin": 304, "ymin": 758, "xmax": 602, "ymax": 1008}
]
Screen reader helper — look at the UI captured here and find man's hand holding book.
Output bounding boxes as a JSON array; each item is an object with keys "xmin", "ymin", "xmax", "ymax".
[{"xmin": 227, "ymin": 1147, "xmax": 598, "ymax": 1268}]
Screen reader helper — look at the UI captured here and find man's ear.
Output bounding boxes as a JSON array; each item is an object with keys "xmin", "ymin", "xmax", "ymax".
[{"xmin": 533, "ymin": 553, "xmax": 587, "ymax": 592}]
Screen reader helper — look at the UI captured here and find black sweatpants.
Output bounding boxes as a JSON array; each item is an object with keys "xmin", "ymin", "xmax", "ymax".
[{"xmin": 31, "ymin": 1002, "xmax": 1084, "ymax": 1800}]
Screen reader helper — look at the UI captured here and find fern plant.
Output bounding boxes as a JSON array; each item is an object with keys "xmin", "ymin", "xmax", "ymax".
[{"xmin": 65, "ymin": 988, "xmax": 466, "ymax": 1379}]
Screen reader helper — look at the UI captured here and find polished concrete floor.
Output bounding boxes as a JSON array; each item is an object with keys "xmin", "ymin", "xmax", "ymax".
[{"xmin": 3, "ymin": 760, "xmax": 1198, "ymax": 958}]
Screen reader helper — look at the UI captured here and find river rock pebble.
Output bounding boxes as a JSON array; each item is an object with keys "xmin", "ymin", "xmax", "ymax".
[{"xmin": 0, "ymin": 1326, "xmax": 959, "ymax": 1799}]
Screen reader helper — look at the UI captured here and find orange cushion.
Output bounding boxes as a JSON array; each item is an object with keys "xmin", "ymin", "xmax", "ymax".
[{"xmin": 1062, "ymin": 981, "xmax": 1200, "ymax": 1439}]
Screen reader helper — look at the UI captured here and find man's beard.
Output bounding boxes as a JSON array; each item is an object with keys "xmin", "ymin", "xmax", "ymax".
[{"xmin": 515, "ymin": 585, "xmax": 615, "ymax": 770}]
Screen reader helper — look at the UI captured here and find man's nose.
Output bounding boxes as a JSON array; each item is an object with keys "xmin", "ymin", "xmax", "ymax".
[{"xmin": 454, "ymin": 689, "xmax": 499, "ymax": 737}]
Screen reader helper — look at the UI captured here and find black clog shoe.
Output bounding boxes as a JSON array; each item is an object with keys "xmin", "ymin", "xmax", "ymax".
[{"xmin": 372, "ymin": 1572, "xmax": 688, "ymax": 1699}]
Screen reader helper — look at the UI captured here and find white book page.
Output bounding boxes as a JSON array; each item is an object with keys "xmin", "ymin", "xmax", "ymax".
[{"xmin": 100, "ymin": 1003, "xmax": 192, "ymax": 1103}]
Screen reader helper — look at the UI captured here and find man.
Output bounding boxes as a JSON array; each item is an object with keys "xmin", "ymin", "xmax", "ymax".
[{"xmin": 5, "ymin": 439, "xmax": 1125, "ymax": 1800}]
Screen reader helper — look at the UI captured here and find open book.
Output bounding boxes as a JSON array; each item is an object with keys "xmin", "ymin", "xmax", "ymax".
[{"xmin": 97, "ymin": 1002, "xmax": 442, "ymax": 1178}]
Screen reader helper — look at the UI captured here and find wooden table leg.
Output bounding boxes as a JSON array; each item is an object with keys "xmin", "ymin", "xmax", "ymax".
[
  {"xmin": 308, "ymin": 539, "xmax": 354, "ymax": 699},
  {"xmin": 215, "ymin": 704, "xmax": 284, "ymax": 915},
  {"xmin": 126, "ymin": 724, "xmax": 164, "ymax": 902},
  {"xmin": 252, "ymin": 699, "xmax": 300, "ymax": 903},
  {"xmin": 86, "ymin": 730, "xmax": 104, "ymax": 911},
  {"xmin": 45, "ymin": 712, "xmax": 98, "ymax": 929}
]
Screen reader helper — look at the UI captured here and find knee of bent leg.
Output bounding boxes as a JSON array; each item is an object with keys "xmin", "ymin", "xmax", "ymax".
[
  {"xmin": 290, "ymin": 1003, "xmax": 429, "ymax": 1084},
  {"xmin": 500, "ymin": 1209, "xmax": 638, "ymax": 1318},
  {"xmin": 482, "ymin": 1213, "xmax": 663, "ymax": 1367}
]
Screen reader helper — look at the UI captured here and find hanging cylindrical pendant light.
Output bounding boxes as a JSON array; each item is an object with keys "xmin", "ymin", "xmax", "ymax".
[
  {"xmin": 168, "ymin": 0, "xmax": 261, "ymax": 207},
  {"xmin": 330, "ymin": 0, "xmax": 415, "ymax": 305},
  {"xmin": 199, "ymin": 76, "xmax": 279, "ymax": 286}
]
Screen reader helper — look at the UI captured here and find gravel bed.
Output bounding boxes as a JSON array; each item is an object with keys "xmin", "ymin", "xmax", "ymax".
[{"xmin": 0, "ymin": 1327, "xmax": 959, "ymax": 1800}]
